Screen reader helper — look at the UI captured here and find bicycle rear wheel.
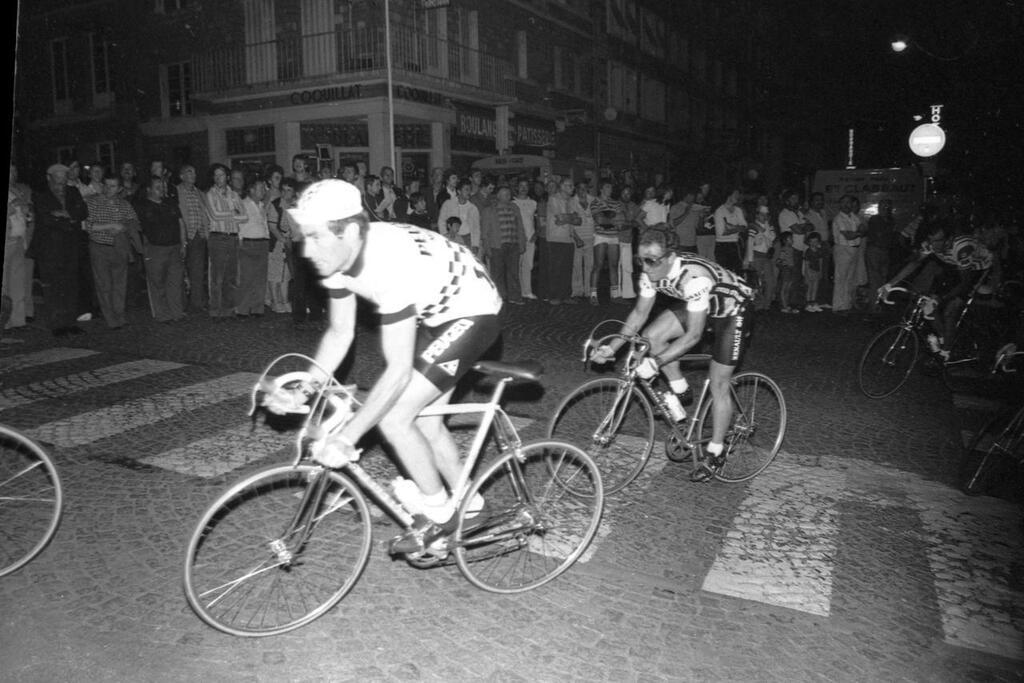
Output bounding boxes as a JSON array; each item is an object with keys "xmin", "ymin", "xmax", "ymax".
[
  {"xmin": 0, "ymin": 425, "xmax": 63, "ymax": 577},
  {"xmin": 547, "ymin": 377, "xmax": 655, "ymax": 493},
  {"xmin": 695, "ymin": 372, "xmax": 786, "ymax": 483},
  {"xmin": 961, "ymin": 407, "xmax": 1024, "ymax": 496},
  {"xmin": 453, "ymin": 441, "xmax": 603, "ymax": 593},
  {"xmin": 183, "ymin": 464, "xmax": 372, "ymax": 636},
  {"xmin": 857, "ymin": 325, "xmax": 919, "ymax": 398}
]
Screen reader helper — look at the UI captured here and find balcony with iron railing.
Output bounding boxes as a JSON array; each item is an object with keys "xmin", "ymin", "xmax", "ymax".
[{"xmin": 193, "ymin": 23, "xmax": 516, "ymax": 100}]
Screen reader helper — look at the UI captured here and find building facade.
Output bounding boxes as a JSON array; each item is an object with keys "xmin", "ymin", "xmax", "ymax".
[{"xmin": 14, "ymin": 0, "xmax": 786, "ymax": 190}]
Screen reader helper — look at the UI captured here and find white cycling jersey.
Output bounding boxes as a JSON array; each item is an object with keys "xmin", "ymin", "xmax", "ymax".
[
  {"xmin": 322, "ymin": 222, "xmax": 502, "ymax": 326},
  {"xmin": 638, "ymin": 252, "xmax": 752, "ymax": 318}
]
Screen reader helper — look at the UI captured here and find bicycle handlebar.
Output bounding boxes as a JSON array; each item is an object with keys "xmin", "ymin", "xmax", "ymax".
[{"xmin": 879, "ymin": 285, "xmax": 912, "ymax": 305}]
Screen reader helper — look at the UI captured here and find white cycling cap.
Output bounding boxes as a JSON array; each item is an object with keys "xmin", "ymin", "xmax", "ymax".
[{"xmin": 289, "ymin": 179, "xmax": 363, "ymax": 225}]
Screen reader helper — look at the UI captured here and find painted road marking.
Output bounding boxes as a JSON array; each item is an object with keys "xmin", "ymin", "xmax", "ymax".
[
  {"xmin": 0, "ymin": 348, "xmax": 99, "ymax": 374},
  {"xmin": 701, "ymin": 456, "xmax": 846, "ymax": 617},
  {"xmin": 0, "ymin": 359, "xmax": 185, "ymax": 411},
  {"xmin": 24, "ymin": 372, "xmax": 259, "ymax": 448},
  {"xmin": 138, "ymin": 423, "xmax": 294, "ymax": 478}
]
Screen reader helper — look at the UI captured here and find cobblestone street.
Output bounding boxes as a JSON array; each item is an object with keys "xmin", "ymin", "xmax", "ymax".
[{"xmin": 1, "ymin": 301, "xmax": 1021, "ymax": 682}]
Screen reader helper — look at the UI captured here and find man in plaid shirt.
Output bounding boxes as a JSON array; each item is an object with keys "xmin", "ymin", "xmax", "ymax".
[
  {"xmin": 83, "ymin": 176, "xmax": 141, "ymax": 329},
  {"xmin": 177, "ymin": 164, "xmax": 211, "ymax": 312}
]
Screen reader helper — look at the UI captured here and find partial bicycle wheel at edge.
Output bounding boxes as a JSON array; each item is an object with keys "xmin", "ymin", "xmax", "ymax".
[
  {"xmin": 695, "ymin": 372, "xmax": 786, "ymax": 483},
  {"xmin": 547, "ymin": 377, "xmax": 655, "ymax": 493},
  {"xmin": 183, "ymin": 464, "xmax": 372, "ymax": 636},
  {"xmin": 0, "ymin": 425, "xmax": 63, "ymax": 577},
  {"xmin": 961, "ymin": 407, "xmax": 1024, "ymax": 496},
  {"xmin": 453, "ymin": 441, "xmax": 603, "ymax": 593},
  {"xmin": 857, "ymin": 325, "xmax": 919, "ymax": 398}
]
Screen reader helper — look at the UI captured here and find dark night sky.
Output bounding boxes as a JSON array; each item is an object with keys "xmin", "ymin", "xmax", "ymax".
[{"xmin": 775, "ymin": 0, "xmax": 1024, "ymax": 197}]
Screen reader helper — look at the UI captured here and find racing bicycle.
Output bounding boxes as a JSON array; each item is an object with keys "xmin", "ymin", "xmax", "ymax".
[
  {"xmin": 183, "ymin": 354, "xmax": 604, "ymax": 637},
  {"xmin": 547, "ymin": 321, "xmax": 786, "ymax": 494},
  {"xmin": 0, "ymin": 423, "xmax": 63, "ymax": 577}
]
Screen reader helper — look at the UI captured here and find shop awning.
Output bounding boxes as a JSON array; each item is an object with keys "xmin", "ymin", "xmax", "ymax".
[{"xmin": 471, "ymin": 154, "xmax": 552, "ymax": 174}]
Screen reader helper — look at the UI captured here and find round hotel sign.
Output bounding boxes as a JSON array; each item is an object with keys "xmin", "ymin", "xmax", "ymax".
[{"xmin": 908, "ymin": 123, "xmax": 946, "ymax": 157}]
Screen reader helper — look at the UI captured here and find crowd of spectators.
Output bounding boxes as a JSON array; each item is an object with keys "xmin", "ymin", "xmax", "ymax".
[{"xmin": 5, "ymin": 156, "xmax": 1021, "ymax": 338}]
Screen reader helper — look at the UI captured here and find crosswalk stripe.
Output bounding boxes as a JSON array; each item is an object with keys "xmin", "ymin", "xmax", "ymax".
[
  {"xmin": 138, "ymin": 423, "xmax": 294, "ymax": 478},
  {"xmin": 0, "ymin": 347, "xmax": 98, "ymax": 374},
  {"xmin": 701, "ymin": 456, "xmax": 846, "ymax": 617},
  {"xmin": 904, "ymin": 479, "xmax": 1024, "ymax": 659},
  {"xmin": 23, "ymin": 372, "xmax": 260, "ymax": 448},
  {"xmin": 0, "ymin": 359, "xmax": 186, "ymax": 411}
]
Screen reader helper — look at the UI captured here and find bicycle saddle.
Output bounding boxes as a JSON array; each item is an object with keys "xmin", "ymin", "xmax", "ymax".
[{"xmin": 473, "ymin": 360, "xmax": 543, "ymax": 383}]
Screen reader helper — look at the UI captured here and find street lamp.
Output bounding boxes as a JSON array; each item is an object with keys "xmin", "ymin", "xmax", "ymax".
[
  {"xmin": 890, "ymin": 35, "xmax": 909, "ymax": 53},
  {"xmin": 887, "ymin": 32, "xmax": 977, "ymax": 61}
]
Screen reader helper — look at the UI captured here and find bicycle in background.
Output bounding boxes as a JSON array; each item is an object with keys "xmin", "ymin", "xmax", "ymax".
[{"xmin": 548, "ymin": 321, "xmax": 786, "ymax": 493}]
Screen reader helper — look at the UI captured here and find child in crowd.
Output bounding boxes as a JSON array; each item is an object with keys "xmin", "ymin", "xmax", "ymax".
[
  {"xmin": 445, "ymin": 216, "xmax": 463, "ymax": 244},
  {"xmin": 803, "ymin": 231, "xmax": 826, "ymax": 312},
  {"xmin": 405, "ymin": 192, "xmax": 432, "ymax": 230},
  {"xmin": 775, "ymin": 231, "xmax": 797, "ymax": 313}
]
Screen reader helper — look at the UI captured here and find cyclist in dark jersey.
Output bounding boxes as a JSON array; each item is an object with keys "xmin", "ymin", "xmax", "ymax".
[
  {"xmin": 271, "ymin": 179, "xmax": 502, "ymax": 552},
  {"xmin": 591, "ymin": 228, "xmax": 753, "ymax": 481}
]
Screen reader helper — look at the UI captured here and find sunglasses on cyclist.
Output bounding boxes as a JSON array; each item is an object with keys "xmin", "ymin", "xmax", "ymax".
[{"xmin": 635, "ymin": 253, "xmax": 669, "ymax": 268}]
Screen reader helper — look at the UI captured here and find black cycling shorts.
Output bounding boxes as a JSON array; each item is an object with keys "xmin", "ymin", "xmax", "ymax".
[
  {"xmin": 413, "ymin": 315, "xmax": 501, "ymax": 392},
  {"xmin": 668, "ymin": 302, "xmax": 750, "ymax": 367}
]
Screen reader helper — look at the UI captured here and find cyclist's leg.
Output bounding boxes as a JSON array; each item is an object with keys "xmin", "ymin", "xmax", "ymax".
[
  {"xmin": 377, "ymin": 374, "xmax": 447, "ymax": 497},
  {"xmin": 707, "ymin": 360, "xmax": 735, "ymax": 446},
  {"xmin": 707, "ymin": 311, "xmax": 747, "ymax": 450},
  {"xmin": 643, "ymin": 306, "xmax": 686, "ymax": 383},
  {"xmin": 415, "ymin": 386, "xmax": 461, "ymax": 488}
]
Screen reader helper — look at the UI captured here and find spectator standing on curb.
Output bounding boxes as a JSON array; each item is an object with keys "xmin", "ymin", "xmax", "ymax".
[
  {"xmin": 775, "ymin": 231, "xmax": 797, "ymax": 313},
  {"xmin": 617, "ymin": 185, "xmax": 642, "ymax": 300},
  {"xmin": 803, "ymin": 232, "xmax": 827, "ymax": 312},
  {"xmin": 542, "ymin": 177, "xmax": 580, "ymax": 306},
  {"xmin": 806, "ymin": 192, "xmax": 832, "ymax": 308},
  {"xmin": 572, "ymin": 181, "xmax": 597, "ymax": 304},
  {"xmin": 33, "ymin": 163, "xmax": 89, "ymax": 336},
  {"xmin": 480, "ymin": 185, "xmax": 527, "ymax": 305},
  {"xmin": 670, "ymin": 189, "xmax": 698, "ymax": 254},
  {"xmin": 590, "ymin": 180, "xmax": 622, "ymax": 302},
  {"xmin": 693, "ymin": 183, "xmax": 716, "ymax": 261},
  {"xmin": 747, "ymin": 205, "xmax": 777, "ymax": 311},
  {"xmin": 4, "ymin": 164, "xmax": 34, "ymax": 330},
  {"xmin": 205, "ymin": 163, "xmax": 246, "ymax": 318},
  {"xmin": 134, "ymin": 175, "xmax": 186, "ymax": 323},
  {"xmin": 713, "ymin": 188, "xmax": 746, "ymax": 272},
  {"xmin": 83, "ymin": 175, "xmax": 139, "ymax": 329},
  {"xmin": 235, "ymin": 177, "xmax": 271, "ymax": 317},
  {"xmin": 512, "ymin": 179, "xmax": 539, "ymax": 299},
  {"xmin": 831, "ymin": 194, "xmax": 866, "ymax": 314},
  {"xmin": 437, "ymin": 179, "xmax": 481, "ymax": 255},
  {"xmin": 778, "ymin": 191, "xmax": 813, "ymax": 307},
  {"xmin": 177, "ymin": 164, "xmax": 211, "ymax": 312}
]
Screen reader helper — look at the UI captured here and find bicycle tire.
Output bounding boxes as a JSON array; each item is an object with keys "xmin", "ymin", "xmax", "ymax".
[
  {"xmin": 695, "ymin": 372, "xmax": 787, "ymax": 483},
  {"xmin": 453, "ymin": 441, "xmax": 603, "ymax": 593},
  {"xmin": 0, "ymin": 425, "xmax": 63, "ymax": 577},
  {"xmin": 961, "ymin": 407, "xmax": 1024, "ymax": 496},
  {"xmin": 857, "ymin": 325, "xmax": 919, "ymax": 398},
  {"xmin": 547, "ymin": 377, "xmax": 655, "ymax": 493},
  {"xmin": 183, "ymin": 464, "xmax": 372, "ymax": 637}
]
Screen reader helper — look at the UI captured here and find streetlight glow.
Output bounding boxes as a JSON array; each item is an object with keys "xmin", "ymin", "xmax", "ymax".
[{"xmin": 890, "ymin": 35, "xmax": 909, "ymax": 53}]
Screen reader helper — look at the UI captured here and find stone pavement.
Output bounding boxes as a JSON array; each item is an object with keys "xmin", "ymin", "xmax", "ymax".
[{"xmin": 0, "ymin": 300, "xmax": 1022, "ymax": 682}]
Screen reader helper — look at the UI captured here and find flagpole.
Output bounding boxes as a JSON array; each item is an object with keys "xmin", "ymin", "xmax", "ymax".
[{"xmin": 384, "ymin": 0, "xmax": 396, "ymax": 175}]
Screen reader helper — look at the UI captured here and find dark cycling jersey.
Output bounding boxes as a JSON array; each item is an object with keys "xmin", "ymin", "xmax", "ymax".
[
  {"xmin": 638, "ymin": 252, "xmax": 753, "ymax": 317},
  {"xmin": 919, "ymin": 235, "xmax": 992, "ymax": 271}
]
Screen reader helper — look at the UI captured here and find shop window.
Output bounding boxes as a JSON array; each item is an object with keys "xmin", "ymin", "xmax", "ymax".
[
  {"xmin": 90, "ymin": 34, "xmax": 111, "ymax": 97},
  {"xmin": 226, "ymin": 126, "xmax": 276, "ymax": 156},
  {"xmin": 301, "ymin": 122, "xmax": 369, "ymax": 148},
  {"xmin": 164, "ymin": 61, "xmax": 193, "ymax": 117},
  {"xmin": 95, "ymin": 142, "xmax": 115, "ymax": 173},
  {"xmin": 516, "ymin": 31, "xmax": 527, "ymax": 79}
]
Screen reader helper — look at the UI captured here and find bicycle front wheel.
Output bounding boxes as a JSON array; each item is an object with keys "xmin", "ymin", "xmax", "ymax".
[
  {"xmin": 547, "ymin": 377, "xmax": 655, "ymax": 493},
  {"xmin": 696, "ymin": 372, "xmax": 786, "ymax": 483},
  {"xmin": 183, "ymin": 464, "xmax": 372, "ymax": 637},
  {"xmin": 857, "ymin": 325, "xmax": 919, "ymax": 398},
  {"xmin": 0, "ymin": 425, "xmax": 63, "ymax": 577},
  {"xmin": 961, "ymin": 407, "xmax": 1024, "ymax": 496},
  {"xmin": 454, "ymin": 441, "xmax": 604, "ymax": 593}
]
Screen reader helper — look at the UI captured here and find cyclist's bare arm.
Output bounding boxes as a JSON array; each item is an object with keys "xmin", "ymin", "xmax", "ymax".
[
  {"xmin": 884, "ymin": 251, "xmax": 928, "ymax": 290},
  {"xmin": 334, "ymin": 314, "xmax": 418, "ymax": 445},
  {"xmin": 310, "ymin": 294, "xmax": 357, "ymax": 385},
  {"xmin": 591, "ymin": 295, "xmax": 655, "ymax": 361},
  {"xmin": 654, "ymin": 307, "xmax": 707, "ymax": 365}
]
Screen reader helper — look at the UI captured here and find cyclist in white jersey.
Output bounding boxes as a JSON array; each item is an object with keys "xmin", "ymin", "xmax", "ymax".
[
  {"xmin": 591, "ymin": 228, "xmax": 753, "ymax": 481},
  {"xmin": 276, "ymin": 179, "xmax": 502, "ymax": 552}
]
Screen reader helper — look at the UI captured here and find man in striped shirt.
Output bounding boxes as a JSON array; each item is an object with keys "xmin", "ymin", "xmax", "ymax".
[
  {"xmin": 83, "ymin": 176, "xmax": 140, "ymax": 329},
  {"xmin": 177, "ymin": 165, "xmax": 211, "ymax": 312}
]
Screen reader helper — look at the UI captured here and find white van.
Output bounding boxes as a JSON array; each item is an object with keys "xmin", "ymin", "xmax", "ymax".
[{"xmin": 811, "ymin": 167, "xmax": 923, "ymax": 231}]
